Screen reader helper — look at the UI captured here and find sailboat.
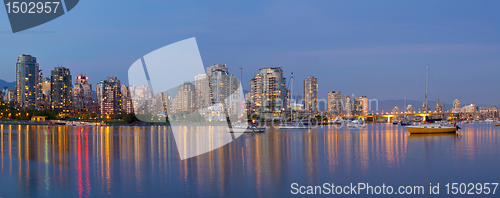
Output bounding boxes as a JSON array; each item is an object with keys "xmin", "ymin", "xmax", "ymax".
[
  {"xmin": 279, "ymin": 72, "xmax": 311, "ymax": 129},
  {"xmin": 405, "ymin": 65, "xmax": 459, "ymax": 134}
]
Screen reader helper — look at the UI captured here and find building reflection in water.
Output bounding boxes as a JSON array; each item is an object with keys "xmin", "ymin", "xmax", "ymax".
[{"xmin": 0, "ymin": 123, "xmax": 498, "ymax": 197}]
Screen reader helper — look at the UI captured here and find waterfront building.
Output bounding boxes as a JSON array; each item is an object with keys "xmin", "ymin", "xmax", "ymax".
[
  {"xmin": 249, "ymin": 72, "xmax": 263, "ymax": 115},
  {"xmin": 460, "ymin": 104, "xmax": 477, "ymax": 113},
  {"xmin": 16, "ymin": 54, "xmax": 39, "ymax": 110},
  {"xmin": 435, "ymin": 100, "xmax": 443, "ymax": 113},
  {"xmin": 342, "ymin": 95, "xmax": 352, "ymax": 117},
  {"xmin": 176, "ymin": 82, "xmax": 196, "ymax": 113},
  {"xmin": 406, "ymin": 105, "xmax": 414, "ymax": 114},
  {"xmin": 73, "ymin": 75, "xmax": 98, "ymax": 114},
  {"xmin": 50, "ymin": 67, "xmax": 72, "ymax": 112},
  {"xmin": 39, "ymin": 77, "xmax": 51, "ymax": 110},
  {"xmin": 120, "ymin": 85, "xmax": 134, "ymax": 114},
  {"xmin": 303, "ymin": 75, "xmax": 318, "ymax": 116},
  {"xmin": 453, "ymin": 99, "xmax": 460, "ymax": 109},
  {"xmin": 353, "ymin": 96, "xmax": 368, "ymax": 116},
  {"xmin": 392, "ymin": 106, "xmax": 401, "ymax": 114},
  {"xmin": 96, "ymin": 77, "xmax": 122, "ymax": 116},
  {"xmin": 129, "ymin": 84, "xmax": 152, "ymax": 114},
  {"xmin": 204, "ymin": 103, "xmax": 225, "ymax": 122},
  {"xmin": 206, "ymin": 64, "xmax": 238, "ymax": 105},
  {"xmin": 249, "ymin": 67, "xmax": 287, "ymax": 118},
  {"xmin": 195, "ymin": 73, "xmax": 210, "ymax": 109},
  {"xmin": 327, "ymin": 91, "xmax": 342, "ymax": 117},
  {"xmin": 421, "ymin": 102, "xmax": 430, "ymax": 113}
]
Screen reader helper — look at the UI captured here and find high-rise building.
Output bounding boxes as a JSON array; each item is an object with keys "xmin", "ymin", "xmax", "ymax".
[
  {"xmin": 50, "ymin": 67, "xmax": 72, "ymax": 112},
  {"xmin": 342, "ymin": 95, "xmax": 352, "ymax": 117},
  {"xmin": 176, "ymin": 82, "xmax": 196, "ymax": 113},
  {"xmin": 435, "ymin": 100, "xmax": 443, "ymax": 113},
  {"xmin": 195, "ymin": 74, "xmax": 210, "ymax": 109},
  {"xmin": 16, "ymin": 54, "xmax": 39, "ymax": 110},
  {"xmin": 392, "ymin": 106, "xmax": 401, "ymax": 114},
  {"xmin": 206, "ymin": 64, "xmax": 238, "ymax": 105},
  {"xmin": 327, "ymin": 91, "xmax": 341, "ymax": 117},
  {"xmin": 121, "ymin": 85, "xmax": 134, "ymax": 114},
  {"xmin": 96, "ymin": 77, "xmax": 122, "ymax": 116},
  {"xmin": 303, "ymin": 75, "xmax": 318, "ymax": 116},
  {"xmin": 249, "ymin": 73, "xmax": 263, "ymax": 115},
  {"xmin": 73, "ymin": 75, "xmax": 98, "ymax": 114},
  {"xmin": 406, "ymin": 105, "xmax": 414, "ymax": 114},
  {"xmin": 421, "ymin": 102, "xmax": 430, "ymax": 113},
  {"xmin": 353, "ymin": 96, "xmax": 368, "ymax": 116},
  {"xmin": 453, "ymin": 99, "xmax": 460, "ymax": 109},
  {"xmin": 39, "ymin": 77, "xmax": 51, "ymax": 110},
  {"xmin": 129, "ymin": 84, "xmax": 152, "ymax": 114},
  {"xmin": 249, "ymin": 67, "xmax": 287, "ymax": 118},
  {"xmin": 6, "ymin": 90, "xmax": 17, "ymax": 107}
]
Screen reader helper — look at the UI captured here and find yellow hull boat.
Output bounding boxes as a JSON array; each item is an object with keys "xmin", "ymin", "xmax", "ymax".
[{"xmin": 406, "ymin": 125, "xmax": 457, "ymax": 134}]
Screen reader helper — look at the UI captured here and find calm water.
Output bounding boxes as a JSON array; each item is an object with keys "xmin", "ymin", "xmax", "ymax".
[{"xmin": 0, "ymin": 123, "xmax": 499, "ymax": 197}]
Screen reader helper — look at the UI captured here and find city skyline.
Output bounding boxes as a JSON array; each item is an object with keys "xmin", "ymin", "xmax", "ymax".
[
  {"xmin": 1, "ymin": 54, "xmax": 494, "ymax": 118},
  {"xmin": 0, "ymin": 1, "xmax": 499, "ymax": 106}
]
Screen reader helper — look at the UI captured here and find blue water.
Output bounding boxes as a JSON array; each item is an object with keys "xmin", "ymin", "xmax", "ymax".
[{"xmin": 0, "ymin": 123, "xmax": 499, "ymax": 197}]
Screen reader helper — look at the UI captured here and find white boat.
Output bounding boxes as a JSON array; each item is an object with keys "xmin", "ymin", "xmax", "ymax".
[
  {"xmin": 226, "ymin": 123, "xmax": 265, "ymax": 133},
  {"xmin": 331, "ymin": 116, "xmax": 346, "ymax": 125},
  {"xmin": 278, "ymin": 122, "xmax": 311, "ymax": 129},
  {"xmin": 485, "ymin": 118, "xmax": 494, "ymax": 122},
  {"xmin": 347, "ymin": 120, "xmax": 366, "ymax": 129}
]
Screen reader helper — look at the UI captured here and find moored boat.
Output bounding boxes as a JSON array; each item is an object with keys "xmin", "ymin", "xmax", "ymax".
[
  {"xmin": 406, "ymin": 124, "xmax": 458, "ymax": 134},
  {"xmin": 347, "ymin": 120, "xmax": 366, "ymax": 129},
  {"xmin": 494, "ymin": 121, "xmax": 500, "ymax": 126},
  {"xmin": 226, "ymin": 123, "xmax": 265, "ymax": 133},
  {"xmin": 400, "ymin": 121, "xmax": 411, "ymax": 125}
]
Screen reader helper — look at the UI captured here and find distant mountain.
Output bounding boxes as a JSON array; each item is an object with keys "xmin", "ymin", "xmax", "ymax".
[{"xmin": 0, "ymin": 79, "xmax": 15, "ymax": 90}]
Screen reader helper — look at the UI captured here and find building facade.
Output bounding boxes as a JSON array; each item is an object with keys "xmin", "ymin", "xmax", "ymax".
[
  {"xmin": 39, "ymin": 77, "xmax": 51, "ymax": 110},
  {"xmin": 435, "ymin": 100, "xmax": 443, "ymax": 113},
  {"xmin": 249, "ymin": 67, "xmax": 287, "ymax": 118},
  {"xmin": 96, "ymin": 77, "xmax": 122, "ymax": 116},
  {"xmin": 303, "ymin": 75, "xmax": 318, "ymax": 116},
  {"xmin": 73, "ymin": 75, "xmax": 98, "ymax": 115},
  {"xmin": 120, "ymin": 85, "xmax": 134, "ymax": 114},
  {"xmin": 353, "ymin": 96, "xmax": 368, "ymax": 116},
  {"xmin": 421, "ymin": 102, "xmax": 430, "ymax": 113},
  {"xmin": 16, "ymin": 54, "xmax": 39, "ymax": 110},
  {"xmin": 327, "ymin": 91, "xmax": 342, "ymax": 117},
  {"xmin": 453, "ymin": 99, "xmax": 460, "ymax": 109},
  {"xmin": 195, "ymin": 73, "xmax": 210, "ymax": 109},
  {"xmin": 50, "ymin": 67, "xmax": 72, "ymax": 112},
  {"xmin": 342, "ymin": 95, "xmax": 352, "ymax": 117},
  {"xmin": 176, "ymin": 82, "xmax": 196, "ymax": 113}
]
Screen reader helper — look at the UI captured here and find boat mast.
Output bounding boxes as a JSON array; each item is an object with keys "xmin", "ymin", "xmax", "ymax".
[
  {"xmin": 404, "ymin": 95, "xmax": 406, "ymax": 117},
  {"xmin": 290, "ymin": 72, "xmax": 293, "ymax": 122},
  {"xmin": 426, "ymin": 64, "xmax": 428, "ymax": 114}
]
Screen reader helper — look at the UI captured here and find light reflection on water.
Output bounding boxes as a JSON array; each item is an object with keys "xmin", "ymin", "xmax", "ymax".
[{"xmin": 0, "ymin": 123, "xmax": 499, "ymax": 197}]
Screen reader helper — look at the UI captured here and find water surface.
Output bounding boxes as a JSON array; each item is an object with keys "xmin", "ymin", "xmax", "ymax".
[{"xmin": 0, "ymin": 123, "xmax": 499, "ymax": 197}]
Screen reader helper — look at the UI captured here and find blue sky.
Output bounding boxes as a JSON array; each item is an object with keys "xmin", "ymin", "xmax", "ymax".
[{"xmin": 0, "ymin": 0, "xmax": 499, "ymax": 106}]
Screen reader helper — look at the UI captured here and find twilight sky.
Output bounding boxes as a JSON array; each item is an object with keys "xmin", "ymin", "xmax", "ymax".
[{"xmin": 0, "ymin": 0, "xmax": 499, "ymax": 106}]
